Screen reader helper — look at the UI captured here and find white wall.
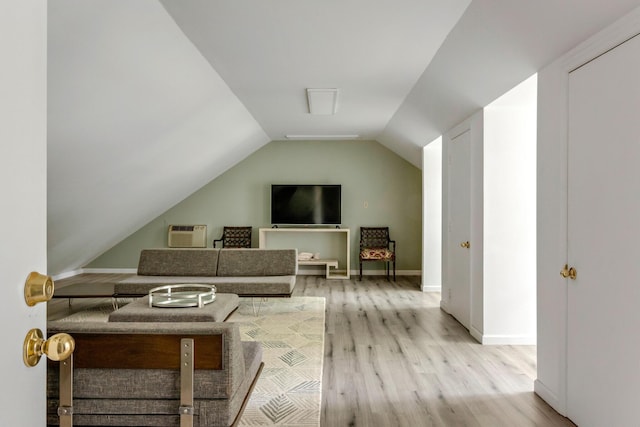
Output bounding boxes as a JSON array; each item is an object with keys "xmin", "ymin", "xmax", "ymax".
[
  {"xmin": 442, "ymin": 75, "xmax": 537, "ymax": 345},
  {"xmin": 422, "ymin": 137, "xmax": 442, "ymax": 291},
  {"xmin": 483, "ymin": 74, "xmax": 537, "ymax": 344},
  {"xmin": 47, "ymin": 1, "xmax": 270, "ymax": 276}
]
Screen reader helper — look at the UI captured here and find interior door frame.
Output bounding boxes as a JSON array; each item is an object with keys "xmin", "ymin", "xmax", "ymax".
[
  {"xmin": 534, "ymin": 8, "xmax": 640, "ymax": 417},
  {"xmin": 441, "ymin": 113, "xmax": 484, "ymax": 340},
  {"xmin": 446, "ymin": 126, "xmax": 472, "ymax": 329}
]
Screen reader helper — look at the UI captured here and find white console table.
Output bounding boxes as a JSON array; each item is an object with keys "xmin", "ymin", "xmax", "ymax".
[{"xmin": 259, "ymin": 227, "xmax": 350, "ymax": 279}]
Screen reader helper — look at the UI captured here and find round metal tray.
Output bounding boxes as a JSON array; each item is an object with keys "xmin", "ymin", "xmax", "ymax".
[{"xmin": 148, "ymin": 284, "xmax": 216, "ymax": 308}]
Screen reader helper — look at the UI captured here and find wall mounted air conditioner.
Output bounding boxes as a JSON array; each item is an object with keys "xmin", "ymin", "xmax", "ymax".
[{"xmin": 167, "ymin": 225, "xmax": 207, "ymax": 248}]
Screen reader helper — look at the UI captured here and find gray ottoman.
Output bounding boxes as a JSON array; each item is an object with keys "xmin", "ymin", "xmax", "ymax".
[{"xmin": 108, "ymin": 293, "xmax": 239, "ymax": 323}]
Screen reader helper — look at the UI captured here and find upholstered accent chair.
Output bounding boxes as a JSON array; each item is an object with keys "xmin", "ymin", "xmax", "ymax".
[
  {"xmin": 359, "ymin": 227, "xmax": 396, "ymax": 281},
  {"xmin": 213, "ymin": 226, "xmax": 252, "ymax": 248}
]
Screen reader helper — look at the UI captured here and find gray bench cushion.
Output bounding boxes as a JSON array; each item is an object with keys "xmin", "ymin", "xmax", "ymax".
[
  {"xmin": 116, "ymin": 275, "xmax": 222, "ymax": 292},
  {"xmin": 47, "ymin": 342, "xmax": 262, "ymax": 427},
  {"xmin": 108, "ymin": 293, "xmax": 239, "ymax": 323},
  {"xmin": 217, "ymin": 248, "xmax": 298, "ymax": 276},
  {"xmin": 137, "ymin": 248, "xmax": 219, "ymax": 276},
  {"xmin": 209, "ymin": 276, "xmax": 296, "ymax": 296}
]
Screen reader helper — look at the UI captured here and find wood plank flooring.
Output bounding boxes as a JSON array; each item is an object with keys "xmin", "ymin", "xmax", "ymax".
[
  {"xmin": 49, "ymin": 274, "xmax": 575, "ymax": 427},
  {"xmin": 294, "ymin": 275, "xmax": 574, "ymax": 427}
]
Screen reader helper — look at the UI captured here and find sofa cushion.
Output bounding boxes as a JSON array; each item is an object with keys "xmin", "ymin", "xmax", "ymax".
[
  {"xmin": 210, "ymin": 276, "xmax": 296, "ymax": 296},
  {"xmin": 217, "ymin": 248, "xmax": 297, "ymax": 276},
  {"xmin": 108, "ymin": 294, "xmax": 239, "ymax": 323},
  {"xmin": 115, "ymin": 248, "xmax": 299, "ymax": 297},
  {"xmin": 360, "ymin": 248, "xmax": 395, "ymax": 260},
  {"xmin": 137, "ymin": 248, "xmax": 219, "ymax": 276}
]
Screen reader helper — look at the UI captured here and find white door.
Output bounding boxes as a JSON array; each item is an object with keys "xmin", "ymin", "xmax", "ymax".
[
  {"xmin": 567, "ymin": 34, "xmax": 640, "ymax": 426},
  {"xmin": 448, "ymin": 129, "xmax": 471, "ymax": 329},
  {"xmin": 0, "ymin": 2, "xmax": 48, "ymax": 425}
]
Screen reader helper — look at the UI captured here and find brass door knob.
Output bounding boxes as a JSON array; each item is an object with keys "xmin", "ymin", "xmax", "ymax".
[
  {"xmin": 23, "ymin": 328, "xmax": 75, "ymax": 367},
  {"xmin": 560, "ymin": 264, "xmax": 577, "ymax": 280},
  {"xmin": 24, "ymin": 272, "xmax": 55, "ymax": 306},
  {"xmin": 460, "ymin": 241, "xmax": 470, "ymax": 249}
]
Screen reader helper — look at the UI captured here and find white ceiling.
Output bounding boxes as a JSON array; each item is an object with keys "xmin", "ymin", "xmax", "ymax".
[
  {"xmin": 160, "ymin": 0, "xmax": 471, "ymax": 142},
  {"xmin": 47, "ymin": 0, "xmax": 640, "ymax": 275}
]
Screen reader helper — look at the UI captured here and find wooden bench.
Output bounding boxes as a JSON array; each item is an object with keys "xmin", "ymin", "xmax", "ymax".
[{"xmin": 47, "ymin": 321, "xmax": 263, "ymax": 427}]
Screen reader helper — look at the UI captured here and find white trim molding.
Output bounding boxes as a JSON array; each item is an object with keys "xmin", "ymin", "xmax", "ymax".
[
  {"xmin": 80, "ymin": 268, "xmax": 138, "ymax": 274},
  {"xmin": 421, "ymin": 284, "xmax": 441, "ymax": 292}
]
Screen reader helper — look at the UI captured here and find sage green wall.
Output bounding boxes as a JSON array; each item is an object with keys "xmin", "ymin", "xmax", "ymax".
[{"xmin": 87, "ymin": 140, "xmax": 422, "ymax": 272}]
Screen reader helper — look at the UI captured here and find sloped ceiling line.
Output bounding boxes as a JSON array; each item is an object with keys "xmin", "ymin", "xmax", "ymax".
[{"xmin": 47, "ymin": 0, "xmax": 640, "ymax": 274}]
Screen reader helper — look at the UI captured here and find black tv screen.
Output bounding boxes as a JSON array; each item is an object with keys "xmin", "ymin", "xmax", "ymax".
[{"xmin": 271, "ymin": 185, "xmax": 341, "ymax": 225}]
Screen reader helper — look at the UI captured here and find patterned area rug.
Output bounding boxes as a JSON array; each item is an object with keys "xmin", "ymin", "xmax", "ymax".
[
  {"xmin": 54, "ymin": 296, "xmax": 325, "ymax": 427},
  {"xmin": 230, "ymin": 297, "xmax": 325, "ymax": 426}
]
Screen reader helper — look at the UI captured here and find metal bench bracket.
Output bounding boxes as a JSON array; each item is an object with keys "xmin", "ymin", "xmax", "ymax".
[
  {"xmin": 180, "ymin": 338, "xmax": 194, "ymax": 427},
  {"xmin": 59, "ymin": 355, "xmax": 73, "ymax": 427}
]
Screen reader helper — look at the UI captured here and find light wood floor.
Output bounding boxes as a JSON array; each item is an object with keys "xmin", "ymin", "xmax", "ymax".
[{"xmin": 50, "ymin": 274, "xmax": 575, "ymax": 427}]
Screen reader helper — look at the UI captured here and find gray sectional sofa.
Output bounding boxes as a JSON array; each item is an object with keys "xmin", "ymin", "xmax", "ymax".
[
  {"xmin": 47, "ymin": 321, "xmax": 263, "ymax": 427},
  {"xmin": 115, "ymin": 248, "xmax": 298, "ymax": 297}
]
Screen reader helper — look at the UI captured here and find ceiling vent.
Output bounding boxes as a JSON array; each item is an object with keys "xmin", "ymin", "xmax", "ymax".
[
  {"xmin": 285, "ymin": 134, "xmax": 360, "ymax": 140},
  {"xmin": 306, "ymin": 88, "xmax": 338, "ymax": 115}
]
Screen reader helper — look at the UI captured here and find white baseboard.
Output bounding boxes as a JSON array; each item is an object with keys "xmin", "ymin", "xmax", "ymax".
[
  {"xmin": 296, "ymin": 268, "xmax": 422, "ymax": 277},
  {"xmin": 77, "ymin": 267, "xmax": 421, "ymax": 277},
  {"xmin": 479, "ymin": 334, "xmax": 536, "ymax": 345},
  {"xmin": 347, "ymin": 269, "xmax": 421, "ymax": 276},
  {"xmin": 80, "ymin": 268, "xmax": 137, "ymax": 274},
  {"xmin": 534, "ymin": 379, "xmax": 566, "ymax": 416},
  {"xmin": 440, "ymin": 300, "xmax": 449, "ymax": 312},
  {"xmin": 296, "ymin": 269, "xmax": 332, "ymax": 276},
  {"xmin": 421, "ymin": 284, "xmax": 441, "ymax": 292},
  {"xmin": 469, "ymin": 326, "xmax": 483, "ymax": 343},
  {"xmin": 52, "ymin": 269, "xmax": 84, "ymax": 281}
]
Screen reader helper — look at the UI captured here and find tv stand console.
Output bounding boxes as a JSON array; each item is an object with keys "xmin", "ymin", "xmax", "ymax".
[{"xmin": 258, "ymin": 227, "xmax": 350, "ymax": 279}]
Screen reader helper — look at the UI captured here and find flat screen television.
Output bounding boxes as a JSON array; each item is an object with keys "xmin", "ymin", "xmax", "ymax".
[{"xmin": 271, "ymin": 184, "xmax": 341, "ymax": 225}]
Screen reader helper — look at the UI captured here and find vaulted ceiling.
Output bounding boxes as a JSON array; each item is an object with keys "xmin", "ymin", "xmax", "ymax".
[{"xmin": 47, "ymin": 0, "xmax": 640, "ymax": 275}]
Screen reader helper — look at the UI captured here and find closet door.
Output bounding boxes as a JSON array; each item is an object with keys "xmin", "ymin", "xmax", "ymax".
[
  {"xmin": 567, "ymin": 34, "xmax": 640, "ymax": 426},
  {"xmin": 447, "ymin": 129, "xmax": 471, "ymax": 329}
]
